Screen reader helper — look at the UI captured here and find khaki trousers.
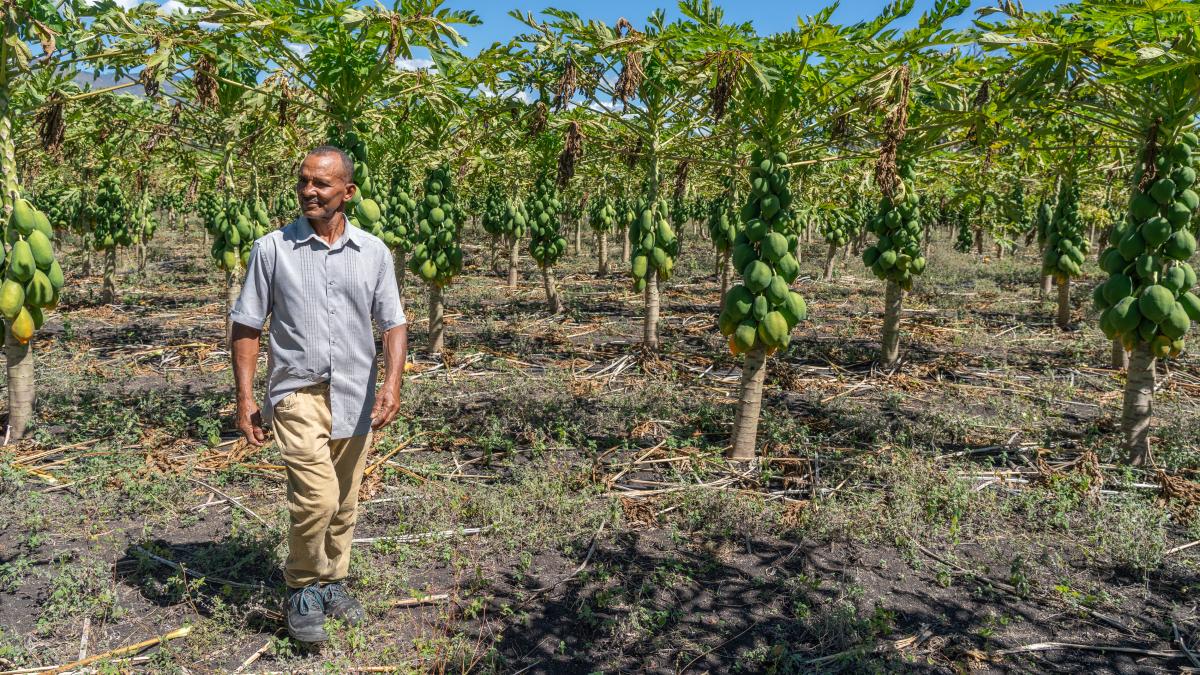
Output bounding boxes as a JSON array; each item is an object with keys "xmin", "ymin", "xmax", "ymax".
[{"xmin": 271, "ymin": 382, "xmax": 372, "ymax": 589}]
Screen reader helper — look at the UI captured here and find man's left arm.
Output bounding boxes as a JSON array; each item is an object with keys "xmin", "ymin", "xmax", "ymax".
[{"xmin": 370, "ymin": 248, "xmax": 408, "ymax": 430}]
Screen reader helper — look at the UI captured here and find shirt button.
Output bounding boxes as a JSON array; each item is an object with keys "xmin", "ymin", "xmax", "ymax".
[{"xmin": 330, "ymin": 309, "xmax": 336, "ymax": 315}]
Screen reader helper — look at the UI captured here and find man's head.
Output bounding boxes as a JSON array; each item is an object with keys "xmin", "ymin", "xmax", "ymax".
[{"xmin": 297, "ymin": 146, "xmax": 357, "ymax": 223}]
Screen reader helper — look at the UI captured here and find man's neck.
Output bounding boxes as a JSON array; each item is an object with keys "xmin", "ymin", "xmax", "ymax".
[{"xmin": 307, "ymin": 211, "xmax": 346, "ymax": 245}]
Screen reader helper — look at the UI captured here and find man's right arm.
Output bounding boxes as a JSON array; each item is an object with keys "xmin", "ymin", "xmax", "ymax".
[
  {"xmin": 232, "ymin": 323, "xmax": 267, "ymax": 446},
  {"xmin": 228, "ymin": 238, "xmax": 274, "ymax": 446}
]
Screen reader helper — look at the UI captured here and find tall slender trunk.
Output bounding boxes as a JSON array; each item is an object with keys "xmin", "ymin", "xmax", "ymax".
[
  {"xmin": 621, "ymin": 227, "xmax": 630, "ymax": 264},
  {"xmin": 574, "ymin": 219, "xmax": 582, "ymax": 256},
  {"xmin": 822, "ymin": 242, "xmax": 837, "ymax": 281},
  {"xmin": 923, "ymin": 221, "xmax": 931, "ymax": 257},
  {"xmin": 102, "ymin": 247, "xmax": 117, "ymax": 304},
  {"xmin": 137, "ymin": 241, "xmax": 146, "ymax": 274},
  {"xmin": 1056, "ymin": 276, "xmax": 1071, "ymax": 330},
  {"xmin": 428, "ymin": 283, "xmax": 445, "ymax": 354},
  {"xmin": 729, "ymin": 347, "xmax": 767, "ymax": 461},
  {"xmin": 2, "ymin": 70, "xmax": 33, "ymax": 441},
  {"xmin": 394, "ymin": 249, "xmax": 407, "ymax": 301},
  {"xmin": 1123, "ymin": 344, "xmax": 1155, "ymax": 466},
  {"xmin": 82, "ymin": 246, "xmax": 92, "ymax": 277},
  {"xmin": 489, "ymin": 234, "xmax": 501, "ymax": 276},
  {"xmin": 995, "ymin": 242, "xmax": 1003, "ymax": 260},
  {"xmin": 597, "ymin": 231, "xmax": 608, "ymax": 277},
  {"xmin": 1040, "ymin": 273, "xmax": 1052, "ymax": 298},
  {"xmin": 5, "ymin": 323, "xmax": 33, "ymax": 441},
  {"xmin": 719, "ymin": 250, "xmax": 733, "ymax": 312},
  {"xmin": 541, "ymin": 266, "xmax": 563, "ymax": 314},
  {"xmin": 881, "ymin": 280, "xmax": 904, "ymax": 368},
  {"xmin": 643, "ymin": 276, "xmax": 660, "ymax": 351},
  {"xmin": 974, "ymin": 227, "xmax": 983, "ymax": 256},
  {"xmin": 1111, "ymin": 339, "xmax": 1128, "ymax": 370},
  {"xmin": 224, "ymin": 266, "xmax": 242, "ymax": 348},
  {"xmin": 507, "ymin": 237, "xmax": 519, "ymax": 289}
]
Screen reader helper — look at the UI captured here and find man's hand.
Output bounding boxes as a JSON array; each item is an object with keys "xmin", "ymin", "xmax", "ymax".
[
  {"xmin": 237, "ymin": 401, "xmax": 268, "ymax": 447},
  {"xmin": 370, "ymin": 382, "xmax": 401, "ymax": 430}
]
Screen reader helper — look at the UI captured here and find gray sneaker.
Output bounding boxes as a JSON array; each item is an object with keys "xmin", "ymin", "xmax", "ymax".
[
  {"xmin": 285, "ymin": 584, "xmax": 328, "ymax": 643},
  {"xmin": 320, "ymin": 581, "xmax": 366, "ymax": 625}
]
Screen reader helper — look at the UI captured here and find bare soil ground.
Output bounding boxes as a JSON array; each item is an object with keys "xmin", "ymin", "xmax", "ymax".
[{"xmin": 3, "ymin": 221, "xmax": 1200, "ymax": 674}]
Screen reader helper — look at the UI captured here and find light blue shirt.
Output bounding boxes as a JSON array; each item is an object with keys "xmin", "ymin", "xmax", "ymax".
[{"xmin": 230, "ymin": 216, "xmax": 405, "ymax": 439}]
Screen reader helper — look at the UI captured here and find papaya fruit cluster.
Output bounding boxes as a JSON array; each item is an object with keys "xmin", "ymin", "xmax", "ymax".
[
  {"xmin": 481, "ymin": 184, "xmax": 507, "ymax": 240},
  {"xmin": 2, "ymin": 197, "xmax": 63, "ymax": 343},
  {"xmin": 528, "ymin": 176, "xmax": 567, "ymax": 268},
  {"xmin": 1097, "ymin": 130, "xmax": 1200, "ymax": 358},
  {"xmin": 953, "ymin": 203, "xmax": 973, "ymax": 254},
  {"xmin": 337, "ymin": 130, "xmax": 392, "ymax": 245},
  {"xmin": 36, "ymin": 188, "xmax": 79, "ymax": 233},
  {"xmin": 589, "ymin": 195, "xmax": 617, "ymax": 234},
  {"xmin": 820, "ymin": 206, "xmax": 860, "ymax": 249},
  {"xmin": 408, "ymin": 166, "xmax": 463, "ymax": 287},
  {"xmin": 373, "ymin": 169, "xmax": 417, "ymax": 253},
  {"xmin": 1041, "ymin": 178, "xmax": 1088, "ymax": 280},
  {"xmin": 863, "ymin": 162, "xmax": 926, "ymax": 290},
  {"xmin": 89, "ymin": 176, "xmax": 132, "ymax": 250},
  {"xmin": 501, "ymin": 197, "xmax": 528, "ymax": 242},
  {"xmin": 133, "ymin": 193, "xmax": 159, "ymax": 245},
  {"xmin": 628, "ymin": 196, "xmax": 679, "ymax": 291},
  {"xmin": 707, "ymin": 195, "xmax": 735, "ymax": 255},
  {"xmin": 205, "ymin": 195, "xmax": 268, "ymax": 271},
  {"xmin": 718, "ymin": 148, "xmax": 806, "ymax": 354}
]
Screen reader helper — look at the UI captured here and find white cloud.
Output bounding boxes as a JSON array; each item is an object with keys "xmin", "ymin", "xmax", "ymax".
[
  {"xmin": 396, "ymin": 58, "xmax": 435, "ymax": 72},
  {"xmin": 284, "ymin": 41, "xmax": 311, "ymax": 57},
  {"xmin": 159, "ymin": 0, "xmax": 201, "ymax": 14},
  {"xmin": 83, "ymin": 0, "xmax": 141, "ymax": 8}
]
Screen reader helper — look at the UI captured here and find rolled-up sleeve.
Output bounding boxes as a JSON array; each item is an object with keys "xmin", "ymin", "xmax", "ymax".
[
  {"xmin": 373, "ymin": 247, "xmax": 406, "ymax": 332},
  {"xmin": 230, "ymin": 239, "xmax": 273, "ymax": 329}
]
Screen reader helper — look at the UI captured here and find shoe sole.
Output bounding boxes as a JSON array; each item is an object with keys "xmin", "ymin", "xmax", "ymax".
[{"xmin": 287, "ymin": 626, "xmax": 329, "ymax": 643}]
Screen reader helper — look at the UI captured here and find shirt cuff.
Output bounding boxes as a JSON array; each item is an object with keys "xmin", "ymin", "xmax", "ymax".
[
  {"xmin": 377, "ymin": 317, "xmax": 407, "ymax": 333},
  {"xmin": 229, "ymin": 311, "xmax": 267, "ymax": 330}
]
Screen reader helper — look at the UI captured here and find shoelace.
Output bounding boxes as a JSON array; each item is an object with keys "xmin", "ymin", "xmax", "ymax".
[
  {"xmin": 290, "ymin": 584, "xmax": 324, "ymax": 616},
  {"xmin": 322, "ymin": 582, "xmax": 350, "ymax": 605}
]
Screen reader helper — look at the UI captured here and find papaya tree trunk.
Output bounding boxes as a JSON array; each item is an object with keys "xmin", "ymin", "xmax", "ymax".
[
  {"xmin": 395, "ymin": 249, "xmax": 407, "ymax": 301},
  {"xmin": 719, "ymin": 249, "xmax": 733, "ymax": 312},
  {"xmin": 621, "ymin": 227, "xmax": 630, "ymax": 264},
  {"xmin": 822, "ymin": 242, "xmax": 837, "ymax": 281},
  {"xmin": 5, "ymin": 321, "xmax": 33, "ymax": 441},
  {"xmin": 643, "ymin": 275, "xmax": 660, "ymax": 351},
  {"xmin": 82, "ymin": 245, "xmax": 91, "ymax": 277},
  {"xmin": 489, "ymin": 234, "xmax": 501, "ymax": 276},
  {"xmin": 541, "ymin": 265, "xmax": 563, "ymax": 314},
  {"xmin": 574, "ymin": 219, "xmax": 582, "ymax": 256},
  {"xmin": 507, "ymin": 237, "xmax": 519, "ymax": 289},
  {"xmin": 597, "ymin": 231, "xmax": 608, "ymax": 277},
  {"xmin": 137, "ymin": 242, "xmax": 146, "ymax": 274},
  {"xmin": 974, "ymin": 227, "xmax": 983, "ymax": 256},
  {"xmin": 224, "ymin": 266, "xmax": 242, "ymax": 348},
  {"xmin": 1112, "ymin": 339, "xmax": 1128, "ymax": 370},
  {"xmin": 1123, "ymin": 343, "xmax": 1155, "ymax": 466},
  {"xmin": 794, "ymin": 237, "xmax": 803, "ymax": 266},
  {"xmin": 102, "ymin": 247, "xmax": 117, "ymax": 304},
  {"xmin": 1040, "ymin": 273, "xmax": 1052, "ymax": 298},
  {"xmin": 881, "ymin": 280, "xmax": 904, "ymax": 369},
  {"xmin": 1056, "ymin": 276, "xmax": 1071, "ymax": 330},
  {"xmin": 923, "ymin": 221, "xmax": 931, "ymax": 257},
  {"xmin": 428, "ymin": 283, "xmax": 445, "ymax": 354},
  {"xmin": 1, "ymin": 76, "xmax": 32, "ymax": 441},
  {"xmin": 729, "ymin": 347, "xmax": 767, "ymax": 461}
]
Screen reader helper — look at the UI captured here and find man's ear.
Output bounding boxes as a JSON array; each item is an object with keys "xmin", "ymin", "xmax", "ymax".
[{"xmin": 345, "ymin": 182, "xmax": 358, "ymax": 201}]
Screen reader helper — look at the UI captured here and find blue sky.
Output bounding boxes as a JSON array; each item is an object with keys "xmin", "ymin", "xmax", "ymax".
[{"xmin": 448, "ymin": 0, "xmax": 1062, "ymax": 55}]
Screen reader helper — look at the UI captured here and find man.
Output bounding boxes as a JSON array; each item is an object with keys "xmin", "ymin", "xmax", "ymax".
[{"xmin": 230, "ymin": 145, "xmax": 408, "ymax": 643}]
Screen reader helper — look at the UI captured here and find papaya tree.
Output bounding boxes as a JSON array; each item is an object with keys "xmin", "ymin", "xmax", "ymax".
[{"xmin": 983, "ymin": 1, "xmax": 1200, "ymax": 465}]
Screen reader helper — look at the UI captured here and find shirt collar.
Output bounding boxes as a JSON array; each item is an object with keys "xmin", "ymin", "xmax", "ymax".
[{"xmin": 293, "ymin": 214, "xmax": 360, "ymax": 250}]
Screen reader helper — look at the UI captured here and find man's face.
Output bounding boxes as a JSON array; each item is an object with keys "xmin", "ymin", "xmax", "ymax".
[{"xmin": 296, "ymin": 153, "xmax": 356, "ymax": 222}]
